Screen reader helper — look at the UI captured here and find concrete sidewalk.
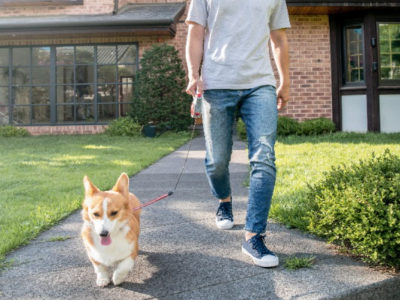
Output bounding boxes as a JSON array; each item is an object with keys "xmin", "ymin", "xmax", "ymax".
[{"xmin": 0, "ymin": 130, "xmax": 399, "ymax": 300}]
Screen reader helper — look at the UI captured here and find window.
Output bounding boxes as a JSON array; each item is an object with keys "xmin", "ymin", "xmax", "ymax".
[
  {"xmin": 343, "ymin": 25, "xmax": 364, "ymax": 84},
  {"xmin": 0, "ymin": 0, "xmax": 83, "ymax": 6},
  {"xmin": 379, "ymin": 23, "xmax": 400, "ymax": 84},
  {"xmin": 0, "ymin": 44, "xmax": 138, "ymax": 125}
]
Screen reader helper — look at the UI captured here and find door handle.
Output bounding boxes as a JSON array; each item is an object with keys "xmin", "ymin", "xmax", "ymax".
[{"xmin": 372, "ymin": 62, "xmax": 378, "ymax": 71}]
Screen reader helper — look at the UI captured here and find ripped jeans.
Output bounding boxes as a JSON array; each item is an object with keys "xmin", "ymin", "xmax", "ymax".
[{"xmin": 202, "ymin": 85, "xmax": 277, "ymax": 234}]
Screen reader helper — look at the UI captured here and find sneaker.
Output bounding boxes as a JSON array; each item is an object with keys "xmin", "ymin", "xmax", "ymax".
[
  {"xmin": 215, "ymin": 200, "xmax": 234, "ymax": 230},
  {"xmin": 242, "ymin": 234, "xmax": 279, "ymax": 267}
]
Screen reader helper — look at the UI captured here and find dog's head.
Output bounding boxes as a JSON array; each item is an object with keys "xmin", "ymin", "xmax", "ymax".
[{"xmin": 82, "ymin": 173, "xmax": 131, "ymax": 246}]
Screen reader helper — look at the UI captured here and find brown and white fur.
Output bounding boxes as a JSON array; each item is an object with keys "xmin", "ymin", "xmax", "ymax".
[{"xmin": 81, "ymin": 173, "xmax": 141, "ymax": 287}]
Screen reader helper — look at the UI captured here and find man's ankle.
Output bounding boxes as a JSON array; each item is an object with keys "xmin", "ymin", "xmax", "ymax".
[
  {"xmin": 219, "ymin": 196, "xmax": 231, "ymax": 203},
  {"xmin": 245, "ymin": 231, "xmax": 257, "ymax": 241}
]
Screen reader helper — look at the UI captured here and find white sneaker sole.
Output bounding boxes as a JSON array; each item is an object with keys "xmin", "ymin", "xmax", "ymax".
[
  {"xmin": 242, "ymin": 247, "xmax": 279, "ymax": 268},
  {"xmin": 215, "ymin": 219, "xmax": 234, "ymax": 230}
]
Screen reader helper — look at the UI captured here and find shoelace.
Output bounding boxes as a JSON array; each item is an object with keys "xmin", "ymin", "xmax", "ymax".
[
  {"xmin": 216, "ymin": 203, "xmax": 233, "ymax": 221},
  {"xmin": 252, "ymin": 235, "xmax": 273, "ymax": 255}
]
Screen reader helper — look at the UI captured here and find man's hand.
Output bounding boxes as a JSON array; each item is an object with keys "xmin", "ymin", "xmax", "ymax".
[
  {"xmin": 186, "ymin": 76, "xmax": 204, "ymax": 97},
  {"xmin": 277, "ymin": 84, "xmax": 290, "ymax": 110},
  {"xmin": 186, "ymin": 22, "xmax": 205, "ymax": 97}
]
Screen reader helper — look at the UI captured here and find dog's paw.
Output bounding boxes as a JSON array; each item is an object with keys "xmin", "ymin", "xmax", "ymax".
[
  {"xmin": 112, "ymin": 273, "xmax": 127, "ymax": 286},
  {"xmin": 96, "ymin": 276, "xmax": 110, "ymax": 287}
]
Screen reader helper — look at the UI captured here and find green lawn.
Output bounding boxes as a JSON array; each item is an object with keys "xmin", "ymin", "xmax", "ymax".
[
  {"xmin": 271, "ymin": 132, "xmax": 400, "ymax": 230},
  {"xmin": 0, "ymin": 132, "xmax": 192, "ymax": 260}
]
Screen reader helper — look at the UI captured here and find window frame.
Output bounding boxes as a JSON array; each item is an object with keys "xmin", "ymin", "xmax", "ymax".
[{"xmin": 377, "ymin": 22, "xmax": 400, "ymax": 86}]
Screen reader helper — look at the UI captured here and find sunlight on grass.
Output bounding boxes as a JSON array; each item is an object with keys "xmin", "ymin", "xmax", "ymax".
[{"xmin": 0, "ymin": 132, "xmax": 192, "ymax": 258}]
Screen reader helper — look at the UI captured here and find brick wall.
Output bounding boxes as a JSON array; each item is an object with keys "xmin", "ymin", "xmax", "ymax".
[
  {"xmin": 24, "ymin": 125, "xmax": 108, "ymax": 136},
  {"xmin": 278, "ymin": 15, "xmax": 332, "ymax": 121}
]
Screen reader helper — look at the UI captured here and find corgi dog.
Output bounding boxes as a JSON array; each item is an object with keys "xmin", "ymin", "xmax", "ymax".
[{"xmin": 81, "ymin": 173, "xmax": 141, "ymax": 287}]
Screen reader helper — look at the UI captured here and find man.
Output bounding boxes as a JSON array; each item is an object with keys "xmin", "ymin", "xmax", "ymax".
[{"xmin": 185, "ymin": 0, "xmax": 290, "ymax": 267}]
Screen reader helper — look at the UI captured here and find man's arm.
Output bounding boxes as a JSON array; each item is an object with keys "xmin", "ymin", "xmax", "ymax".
[
  {"xmin": 185, "ymin": 22, "xmax": 205, "ymax": 96},
  {"xmin": 270, "ymin": 29, "xmax": 290, "ymax": 110}
]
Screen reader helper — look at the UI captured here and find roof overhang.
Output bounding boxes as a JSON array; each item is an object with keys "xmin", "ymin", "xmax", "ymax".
[
  {"xmin": 0, "ymin": 3, "xmax": 186, "ymax": 38},
  {"xmin": 287, "ymin": 0, "xmax": 400, "ymax": 14}
]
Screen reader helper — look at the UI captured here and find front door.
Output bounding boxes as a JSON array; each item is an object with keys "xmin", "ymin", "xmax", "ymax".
[{"xmin": 330, "ymin": 12, "xmax": 400, "ymax": 133}]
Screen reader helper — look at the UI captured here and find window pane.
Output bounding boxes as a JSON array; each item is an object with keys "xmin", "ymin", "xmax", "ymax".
[
  {"xmin": 118, "ymin": 65, "xmax": 135, "ymax": 78},
  {"xmin": 76, "ymin": 65, "xmax": 94, "ymax": 84},
  {"xmin": 118, "ymin": 45, "xmax": 136, "ymax": 64},
  {"xmin": 0, "ymin": 87, "xmax": 8, "ymax": 105},
  {"xmin": 57, "ymin": 66, "xmax": 74, "ymax": 84},
  {"xmin": 76, "ymin": 103, "xmax": 94, "ymax": 122},
  {"xmin": 118, "ymin": 103, "xmax": 130, "ymax": 117},
  {"xmin": 32, "ymin": 105, "xmax": 50, "ymax": 124},
  {"xmin": 0, "ymin": 106, "xmax": 9, "ymax": 125},
  {"xmin": 13, "ymin": 48, "xmax": 30, "ymax": 66},
  {"xmin": 98, "ymin": 65, "xmax": 116, "ymax": 83},
  {"xmin": 76, "ymin": 46, "xmax": 94, "ymax": 64},
  {"xmin": 32, "ymin": 47, "xmax": 51, "ymax": 66},
  {"xmin": 12, "ymin": 67, "xmax": 30, "ymax": 85},
  {"xmin": 0, "ymin": 49, "xmax": 9, "ymax": 67},
  {"xmin": 57, "ymin": 85, "xmax": 74, "ymax": 104},
  {"xmin": 97, "ymin": 46, "xmax": 117, "ymax": 64},
  {"xmin": 32, "ymin": 86, "xmax": 50, "ymax": 105},
  {"xmin": 56, "ymin": 46, "xmax": 74, "ymax": 65},
  {"xmin": 0, "ymin": 68, "xmax": 9, "ymax": 86},
  {"xmin": 98, "ymin": 104, "xmax": 116, "ymax": 122},
  {"xmin": 379, "ymin": 23, "xmax": 400, "ymax": 81},
  {"xmin": 119, "ymin": 84, "xmax": 133, "ymax": 103},
  {"xmin": 97, "ymin": 84, "xmax": 116, "ymax": 103},
  {"xmin": 56, "ymin": 105, "xmax": 74, "ymax": 123},
  {"xmin": 76, "ymin": 84, "xmax": 94, "ymax": 102},
  {"xmin": 32, "ymin": 67, "xmax": 50, "ymax": 85},
  {"xmin": 12, "ymin": 106, "xmax": 30, "ymax": 124},
  {"xmin": 345, "ymin": 26, "xmax": 364, "ymax": 83},
  {"xmin": 13, "ymin": 87, "xmax": 30, "ymax": 105}
]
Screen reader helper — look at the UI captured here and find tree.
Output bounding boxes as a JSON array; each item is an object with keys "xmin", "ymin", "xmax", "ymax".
[{"xmin": 130, "ymin": 44, "xmax": 192, "ymax": 131}]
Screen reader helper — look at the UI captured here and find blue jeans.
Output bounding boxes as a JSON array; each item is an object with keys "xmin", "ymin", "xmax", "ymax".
[{"xmin": 202, "ymin": 85, "xmax": 277, "ymax": 234}]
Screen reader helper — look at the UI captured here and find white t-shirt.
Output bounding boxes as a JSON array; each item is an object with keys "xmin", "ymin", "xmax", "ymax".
[{"xmin": 186, "ymin": 0, "xmax": 291, "ymax": 90}]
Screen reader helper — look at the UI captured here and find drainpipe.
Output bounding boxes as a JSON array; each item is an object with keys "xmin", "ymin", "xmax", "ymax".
[{"xmin": 113, "ymin": 0, "xmax": 119, "ymax": 15}]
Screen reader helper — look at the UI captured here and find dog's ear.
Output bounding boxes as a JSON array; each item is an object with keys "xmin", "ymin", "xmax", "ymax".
[
  {"xmin": 112, "ymin": 173, "xmax": 129, "ymax": 197},
  {"xmin": 83, "ymin": 175, "xmax": 100, "ymax": 196}
]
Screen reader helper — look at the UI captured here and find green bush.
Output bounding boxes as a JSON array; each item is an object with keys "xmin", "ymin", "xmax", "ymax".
[
  {"xmin": 299, "ymin": 117, "xmax": 336, "ymax": 135},
  {"xmin": 104, "ymin": 117, "xmax": 142, "ymax": 137},
  {"xmin": 130, "ymin": 44, "xmax": 192, "ymax": 132},
  {"xmin": 277, "ymin": 116, "xmax": 301, "ymax": 136},
  {"xmin": 307, "ymin": 149, "xmax": 400, "ymax": 268},
  {"xmin": 236, "ymin": 118, "xmax": 247, "ymax": 141},
  {"xmin": 0, "ymin": 125, "xmax": 30, "ymax": 137}
]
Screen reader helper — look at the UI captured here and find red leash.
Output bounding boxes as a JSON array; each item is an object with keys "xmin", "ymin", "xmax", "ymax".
[{"xmin": 132, "ymin": 191, "xmax": 173, "ymax": 212}]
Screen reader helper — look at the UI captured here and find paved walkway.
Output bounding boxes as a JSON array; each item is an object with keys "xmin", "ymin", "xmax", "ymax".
[{"xmin": 0, "ymin": 130, "xmax": 399, "ymax": 300}]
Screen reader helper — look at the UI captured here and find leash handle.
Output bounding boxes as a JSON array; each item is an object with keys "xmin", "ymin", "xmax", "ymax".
[{"xmin": 132, "ymin": 191, "xmax": 173, "ymax": 211}]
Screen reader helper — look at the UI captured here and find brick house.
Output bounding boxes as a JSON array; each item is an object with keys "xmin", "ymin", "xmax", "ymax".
[{"xmin": 0, "ymin": 0, "xmax": 399, "ymax": 135}]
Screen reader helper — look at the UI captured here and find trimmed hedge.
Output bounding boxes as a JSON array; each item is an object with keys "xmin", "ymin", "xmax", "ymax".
[{"xmin": 306, "ymin": 150, "xmax": 400, "ymax": 268}]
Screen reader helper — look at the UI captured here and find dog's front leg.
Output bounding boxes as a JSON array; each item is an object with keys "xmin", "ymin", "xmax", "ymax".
[
  {"xmin": 112, "ymin": 257, "xmax": 135, "ymax": 286},
  {"xmin": 93, "ymin": 262, "xmax": 110, "ymax": 287}
]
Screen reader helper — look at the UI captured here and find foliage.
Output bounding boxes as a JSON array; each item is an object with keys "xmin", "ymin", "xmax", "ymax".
[
  {"xmin": 130, "ymin": 44, "xmax": 192, "ymax": 131},
  {"xmin": 0, "ymin": 125, "xmax": 30, "ymax": 137},
  {"xmin": 283, "ymin": 256, "xmax": 315, "ymax": 270},
  {"xmin": 277, "ymin": 116, "xmax": 302, "ymax": 136},
  {"xmin": 306, "ymin": 149, "xmax": 400, "ymax": 268},
  {"xmin": 299, "ymin": 117, "xmax": 336, "ymax": 136},
  {"xmin": 104, "ymin": 117, "xmax": 142, "ymax": 137},
  {"xmin": 236, "ymin": 118, "xmax": 247, "ymax": 141}
]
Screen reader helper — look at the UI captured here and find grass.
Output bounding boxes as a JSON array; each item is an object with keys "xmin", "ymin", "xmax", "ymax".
[
  {"xmin": 0, "ymin": 132, "xmax": 192, "ymax": 261},
  {"xmin": 271, "ymin": 132, "xmax": 400, "ymax": 230},
  {"xmin": 43, "ymin": 236, "xmax": 72, "ymax": 242},
  {"xmin": 283, "ymin": 255, "xmax": 316, "ymax": 270}
]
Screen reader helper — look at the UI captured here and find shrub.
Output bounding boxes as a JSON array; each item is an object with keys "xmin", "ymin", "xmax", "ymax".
[
  {"xmin": 277, "ymin": 116, "xmax": 301, "ymax": 136},
  {"xmin": 236, "ymin": 118, "xmax": 247, "ymax": 141},
  {"xmin": 0, "ymin": 125, "xmax": 30, "ymax": 137},
  {"xmin": 299, "ymin": 117, "xmax": 336, "ymax": 135},
  {"xmin": 104, "ymin": 117, "xmax": 142, "ymax": 137},
  {"xmin": 306, "ymin": 149, "xmax": 400, "ymax": 268},
  {"xmin": 130, "ymin": 44, "xmax": 192, "ymax": 132}
]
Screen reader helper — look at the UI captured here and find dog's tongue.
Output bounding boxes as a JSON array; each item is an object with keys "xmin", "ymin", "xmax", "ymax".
[{"xmin": 101, "ymin": 235, "xmax": 112, "ymax": 246}]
